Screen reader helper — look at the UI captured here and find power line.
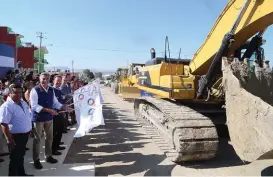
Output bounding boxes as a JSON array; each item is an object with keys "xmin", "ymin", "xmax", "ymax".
[
  {"xmin": 0, "ymin": 39, "xmax": 195, "ymax": 57},
  {"xmin": 49, "ymin": 45, "xmax": 150, "ymax": 53},
  {"xmin": 0, "ymin": 40, "xmax": 165, "ymax": 53}
]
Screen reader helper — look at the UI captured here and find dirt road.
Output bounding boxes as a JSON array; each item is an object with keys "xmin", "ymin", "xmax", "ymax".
[{"xmin": 64, "ymin": 87, "xmax": 273, "ymax": 176}]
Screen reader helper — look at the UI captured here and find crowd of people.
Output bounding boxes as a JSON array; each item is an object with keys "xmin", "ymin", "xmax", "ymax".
[{"xmin": 0, "ymin": 69, "xmax": 86, "ymax": 176}]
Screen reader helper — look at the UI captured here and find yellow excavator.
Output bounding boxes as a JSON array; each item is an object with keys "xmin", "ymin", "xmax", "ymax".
[
  {"xmin": 118, "ymin": 63, "xmax": 145, "ymax": 100},
  {"xmin": 134, "ymin": 0, "xmax": 273, "ymax": 163}
]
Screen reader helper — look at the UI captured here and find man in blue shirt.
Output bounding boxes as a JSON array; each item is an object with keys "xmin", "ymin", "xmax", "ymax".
[
  {"xmin": 30, "ymin": 73, "xmax": 68, "ymax": 169},
  {"xmin": 0, "ymin": 84, "xmax": 33, "ymax": 176}
]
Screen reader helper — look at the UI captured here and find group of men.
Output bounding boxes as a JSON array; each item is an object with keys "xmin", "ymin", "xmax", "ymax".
[{"xmin": 0, "ymin": 72, "xmax": 76, "ymax": 176}]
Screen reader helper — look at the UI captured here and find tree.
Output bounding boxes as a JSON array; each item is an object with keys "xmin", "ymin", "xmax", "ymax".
[
  {"xmin": 94, "ymin": 72, "xmax": 103, "ymax": 79},
  {"xmin": 81, "ymin": 69, "xmax": 95, "ymax": 82}
]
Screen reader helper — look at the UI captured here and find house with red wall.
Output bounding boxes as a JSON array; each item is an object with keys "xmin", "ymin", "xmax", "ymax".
[
  {"xmin": 17, "ymin": 44, "xmax": 38, "ymax": 69},
  {"xmin": 0, "ymin": 26, "xmax": 21, "ymax": 65}
]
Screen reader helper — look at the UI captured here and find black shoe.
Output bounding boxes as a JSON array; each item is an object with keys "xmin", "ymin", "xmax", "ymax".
[
  {"xmin": 57, "ymin": 146, "xmax": 66, "ymax": 150},
  {"xmin": 52, "ymin": 151, "xmax": 62, "ymax": 155},
  {"xmin": 34, "ymin": 160, "xmax": 43, "ymax": 169},
  {"xmin": 60, "ymin": 142, "xmax": 64, "ymax": 145},
  {"xmin": 0, "ymin": 158, "xmax": 4, "ymax": 163},
  {"xmin": 46, "ymin": 156, "xmax": 58, "ymax": 164}
]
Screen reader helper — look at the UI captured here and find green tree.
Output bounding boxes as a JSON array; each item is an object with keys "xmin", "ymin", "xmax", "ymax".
[
  {"xmin": 81, "ymin": 69, "xmax": 95, "ymax": 82},
  {"xmin": 94, "ymin": 72, "xmax": 103, "ymax": 79}
]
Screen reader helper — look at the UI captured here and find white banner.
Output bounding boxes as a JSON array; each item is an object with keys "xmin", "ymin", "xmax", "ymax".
[{"xmin": 73, "ymin": 79, "xmax": 104, "ymax": 138}]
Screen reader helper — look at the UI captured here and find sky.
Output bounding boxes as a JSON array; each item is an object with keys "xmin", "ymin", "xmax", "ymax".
[{"xmin": 0, "ymin": 0, "xmax": 272, "ymax": 71}]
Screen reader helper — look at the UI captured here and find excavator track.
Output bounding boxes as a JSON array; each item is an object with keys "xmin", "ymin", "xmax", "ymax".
[{"xmin": 134, "ymin": 97, "xmax": 224, "ymax": 162}]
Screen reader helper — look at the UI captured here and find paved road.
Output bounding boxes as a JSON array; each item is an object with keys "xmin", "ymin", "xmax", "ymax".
[{"xmin": 64, "ymin": 87, "xmax": 273, "ymax": 176}]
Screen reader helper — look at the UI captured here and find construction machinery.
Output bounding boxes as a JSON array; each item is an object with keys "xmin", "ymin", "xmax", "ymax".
[
  {"xmin": 134, "ymin": 0, "xmax": 273, "ymax": 163},
  {"xmin": 111, "ymin": 68, "xmax": 129, "ymax": 94},
  {"xmin": 118, "ymin": 63, "xmax": 145, "ymax": 100}
]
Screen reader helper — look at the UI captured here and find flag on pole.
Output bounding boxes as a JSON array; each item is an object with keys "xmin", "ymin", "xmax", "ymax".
[{"xmin": 73, "ymin": 79, "xmax": 104, "ymax": 138}]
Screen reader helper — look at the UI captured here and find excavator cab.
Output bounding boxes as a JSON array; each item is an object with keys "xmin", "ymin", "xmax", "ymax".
[{"xmin": 128, "ymin": 63, "xmax": 145, "ymax": 85}]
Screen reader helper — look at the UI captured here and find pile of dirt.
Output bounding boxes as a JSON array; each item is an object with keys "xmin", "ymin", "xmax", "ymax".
[{"xmin": 222, "ymin": 57, "xmax": 273, "ymax": 162}]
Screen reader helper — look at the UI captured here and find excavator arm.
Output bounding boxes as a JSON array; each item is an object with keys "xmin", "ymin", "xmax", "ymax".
[
  {"xmin": 190, "ymin": 0, "xmax": 273, "ymax": 75},
  {"xmin": 188, "ymin": 0, "xmax": 273, "ymax": 162}
]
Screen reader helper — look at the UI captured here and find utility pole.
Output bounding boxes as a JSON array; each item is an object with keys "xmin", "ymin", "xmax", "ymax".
[
  {"xmin": 72, "ymin": 60, "xmax": 74, "ymax": 76},
  {"xmin": 36, "ymin": 32, "xmax": 46, "ymax": 74}
]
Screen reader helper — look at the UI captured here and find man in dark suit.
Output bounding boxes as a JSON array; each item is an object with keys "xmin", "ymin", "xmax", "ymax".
[{"xmin": 52, "ymin": 75, "xmax": 66, "ymax": 155}]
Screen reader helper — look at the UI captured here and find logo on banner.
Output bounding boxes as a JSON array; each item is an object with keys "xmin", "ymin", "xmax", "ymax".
[
  {"xmin": 88, "ymin": 108, "xmax": 94, "ymax": 115},
  {"xmin": 87, "ymin": 98, "xmax": 95, "ymax": 106},
  {"xmin": 78, "ymin": 94, "xmax": 84, "ymax": 100}
]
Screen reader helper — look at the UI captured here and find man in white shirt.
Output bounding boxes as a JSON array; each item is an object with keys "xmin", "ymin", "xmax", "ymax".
[
  {"xmin": 0, "ymin": 84, "xmax": 33, "ymax": 176},
  {"xmin": 30, "ymin": 72, "xmax": 68, "ymax": 169}
]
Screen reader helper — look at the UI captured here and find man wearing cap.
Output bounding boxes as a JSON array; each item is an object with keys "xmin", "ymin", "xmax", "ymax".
[
  {"xmin": 30, "ymin": 72, "xmax": 69, "ymax": 169},
  {"xmin": 0, "ymin": 84, "xmax": 33, "ymax": 176}
]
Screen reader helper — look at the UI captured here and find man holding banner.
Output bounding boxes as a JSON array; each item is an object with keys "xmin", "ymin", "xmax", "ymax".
[
  {"xmin": 30, "ymin": 72, "xmax": 70, "ymax": 169},
  {"xmin": 52, "ymin": 75, "xmax": 66, "ymax": 156},
  {"xmin": 73, "ymin": 78, "xmax": 104, "ymax": 138}
]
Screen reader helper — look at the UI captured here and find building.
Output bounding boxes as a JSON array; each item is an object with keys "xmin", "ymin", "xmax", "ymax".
[
  {"xmin": 17, "ymin": 43, "xmax": 38, "ymax": 69},
  {"xmin": 0, "ymin": 26, "xmax": 38, "ymax": 71},
  {"xmin": 34, "ymin": 46, "xmax": 49, "ymax": 74},
  {"xmin": 0, "ymin": 26, "xmax": 22, "ymax": 65},
  {"xmin": 0, "ymin": 26, "xmax": 49, "ymax": 74},
  {"xmin": 0, "ymin": 43, "xmax": 15, "ymax": 79}
]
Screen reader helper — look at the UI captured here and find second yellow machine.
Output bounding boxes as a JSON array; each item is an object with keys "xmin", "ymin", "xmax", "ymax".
[{"xmin": 117, "ymin": 63, "xmax": 145, "ymax": 100}]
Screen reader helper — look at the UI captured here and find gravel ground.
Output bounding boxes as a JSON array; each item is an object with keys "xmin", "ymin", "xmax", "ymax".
[{"xmin": 63, "ymin": 87, "xmax": 273, "ymax": 176}]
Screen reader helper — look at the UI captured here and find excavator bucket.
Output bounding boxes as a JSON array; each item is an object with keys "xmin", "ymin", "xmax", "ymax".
[
  {"xmin": 118, "ymin": 85, "xmax": 140, "ymax": 100},
  {"xmin": 222, "ymin": 57, "xmax": 273, "ymax": 162}
]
